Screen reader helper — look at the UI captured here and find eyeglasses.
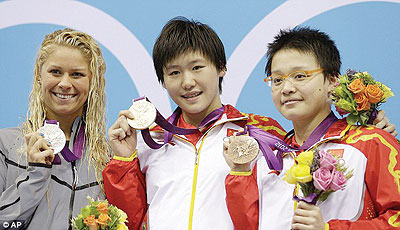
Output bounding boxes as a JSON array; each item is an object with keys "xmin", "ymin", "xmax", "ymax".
[{"xmin": 264, "ymin": 68, "xmax": 325, "ymax": 88}]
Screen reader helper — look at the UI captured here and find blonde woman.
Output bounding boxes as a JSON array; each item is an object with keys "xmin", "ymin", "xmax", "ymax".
[{"xmin": 0, "ymin": 28, "xmax": 109, "ymax": 229}]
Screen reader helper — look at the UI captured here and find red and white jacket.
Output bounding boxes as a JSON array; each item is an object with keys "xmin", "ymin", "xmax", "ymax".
[
  {"xmin": 226, "ymin": 118, "xmax": 400, "ymax": 230},
  {"xmin": 102, "ymin": 105, "xmax": 286, "ymax": 230}
]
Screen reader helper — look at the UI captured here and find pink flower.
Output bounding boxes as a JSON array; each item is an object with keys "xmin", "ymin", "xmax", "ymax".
[
  {"xmin": 329, "ymin": 169, "xmax": 347, "ymax": 191},
  {"xmin": 319, "ymin": 150, "xmax": 338, "ymax": 171},
  {"xmin": 313, "ymin": 167, "xmax": 333, "ymax": 191}
]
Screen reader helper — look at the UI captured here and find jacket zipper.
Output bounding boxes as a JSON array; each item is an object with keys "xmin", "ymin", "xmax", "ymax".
[
  {"xmin": 194, "ymin": 149, "xmax": 199, "ymax": 165},
  {"xmin": 188, "ymin": 132, "xmax": 211, "ymax": 230},
  {"xmin": 68, "ymin": 161, "xmax": 77, "ymax": 230},
  {"xmin": 189, "ymin": 148, "xmax": 199, "ymax": 230},
  {"xmin": 158, "ymin": 117, "xmax": 249, "ymax": 229}
]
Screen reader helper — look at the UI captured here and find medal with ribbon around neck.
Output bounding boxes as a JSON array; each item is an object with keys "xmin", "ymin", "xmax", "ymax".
[
  {"xmin": 38, "ymin": 120, "xmax": 66, "ymax": 155},
  {"xmin": 38, "ymin": 119, "xmax": 85, "ymax": 164},
  {"xmin": 127, "ymin": 96, "xmax": 225, "ymax": 149}
]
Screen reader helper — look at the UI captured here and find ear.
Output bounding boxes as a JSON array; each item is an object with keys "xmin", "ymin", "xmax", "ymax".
[
  {"xmin": 218, "ymin": 67, "xmax": 227, "ymax": 78},
  {"xmin": 327, "ymin": 74, "xmax": 338, "ymax": 93}
]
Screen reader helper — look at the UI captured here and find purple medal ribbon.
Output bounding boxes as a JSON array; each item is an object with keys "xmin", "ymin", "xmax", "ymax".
[
  {"xmin": 236, "ymin": 125, "xmax": 295, "ymax": 171},
  {"xmin": 161, "ymin": 106, "xmax": 225, "ymax": 146},
  {"xmin": 297, "ymin": 112, "xmax": 338, "ymax": 150},
  {"xmin": 137, "ymin": 97, "xmax": 225, "ymax": 149},
  {"xmin": 367, "ymin": 109, "xmax": 378, "ymax": 125},
  {"xmin": 290, "ymin": 112, "xmax": 338, "ymax": 204},
  {"xmin": 235, "ymin": 112, "xmax": 338, "ymax": 171},
  {"xmin": 293, "ymin": 193, "xmax": 318, "ymax": 205},
  {"xmin": 46, "ymin": 120, "xmax": 85, "ymax": 165}
]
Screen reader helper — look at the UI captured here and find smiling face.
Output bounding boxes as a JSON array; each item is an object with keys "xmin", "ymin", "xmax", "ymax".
[
  {"xmin": 40, "ymin": 46, "xmax": 91, "ymax": 122},
  {"xmin": 270, "ymin": 49, "xmax": 335, "ymax": 126},
  {"xmin": 163, "ymin": 51, "xmax": 225, "ymax": 126}
]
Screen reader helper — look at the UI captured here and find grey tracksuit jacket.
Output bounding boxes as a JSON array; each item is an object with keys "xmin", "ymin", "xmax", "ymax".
[{"xmin": 0, "ymin": 119, "xmax": 104, "ymax": 230}]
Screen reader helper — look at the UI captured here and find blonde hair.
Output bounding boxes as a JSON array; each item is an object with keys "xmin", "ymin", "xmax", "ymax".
[{"xmin": 22, "ymin": 28, "xmax": 109, "ymax": 192}]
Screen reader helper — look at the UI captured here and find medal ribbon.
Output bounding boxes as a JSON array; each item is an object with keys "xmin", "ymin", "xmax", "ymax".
[
  {"xmin": 290, "ymin": 112, "xmax": 338, "ymax": 204},
  {"xmin": 46, "ymin": 120, "xmax": 85, "ymax": 164},
  {"xmin": 137, "ymin": 97, "xmax": 225, "ymax": 149},
  {"xmin": 297, "ymin": 112, "xmax": 338, "ymax": 150},
  {"xmin": 236, "ymin": 125, "xmax": 295, "ymax": 171},
  {"xmin": 293, "ymin": 193, "xmax": 318, "ymax": 205},
  {"xmin": 236, "ymin": 112, "xmax": 338, "ymax": 171}
]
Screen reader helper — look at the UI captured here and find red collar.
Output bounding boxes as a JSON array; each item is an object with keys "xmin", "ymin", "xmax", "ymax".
[{"xmin": 323, "ymin": 118, "xmax": 349, "ymax": 139}]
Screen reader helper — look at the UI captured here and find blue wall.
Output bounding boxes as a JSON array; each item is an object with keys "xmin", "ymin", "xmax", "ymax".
[{"xmin": 1, "ymin": 0, "xmax": 399, "ymax": 132}]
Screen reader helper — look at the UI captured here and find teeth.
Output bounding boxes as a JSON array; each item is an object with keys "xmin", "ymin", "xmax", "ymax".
[
  {"xmin": 183, "ymin": 92, "xmax": 201, "ymax": 98},
  {"xmin": 284, "ymin": 99, "xmax": 299, "ymax": 104},
  {"xmin": 55, "ymin": 93, "xmax": 74, "ymax": 99}
]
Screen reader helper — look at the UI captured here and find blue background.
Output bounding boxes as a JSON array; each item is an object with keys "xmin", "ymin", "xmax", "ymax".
[{"xmin": 1, "ymin": 0, "xmax": 399, "ymax": 132}]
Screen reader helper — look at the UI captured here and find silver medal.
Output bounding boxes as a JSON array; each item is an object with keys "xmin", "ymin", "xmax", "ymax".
[
  {"xmin": 38, "ymin": 123, "xmax": 66, "ymax": 154},
  {"xmin": 227, "ymin": 135, "xmax": 259, "ymax": 164},
  {"xmin": 127, "ymin": 99, "xmax": 157, "ymax": 130}
]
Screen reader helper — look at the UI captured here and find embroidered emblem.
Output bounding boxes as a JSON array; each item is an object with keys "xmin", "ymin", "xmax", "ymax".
[
  {"xmin": 227, "ymin": 128, "xmax": 238, "ymax": 137},
  {"xmin": 328, "ymin": 149, "xmax": 344, "ymax": 158}
]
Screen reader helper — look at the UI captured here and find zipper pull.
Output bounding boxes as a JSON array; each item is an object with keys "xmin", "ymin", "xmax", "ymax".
[
  {"xmin": 72, "ymin": 163, "xmax": 78, "ymax": 190},
  {"xmin": 74, "ymin": 167, "xmax": 78, "ymax": 185},
  {"xmin": 195, "ymin": 151, "xmax": 199, "ymax": 165}
]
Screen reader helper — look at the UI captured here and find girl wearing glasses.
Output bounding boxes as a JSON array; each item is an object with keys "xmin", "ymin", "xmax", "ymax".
[{"xmin": 223, "ymin": 27, "xmax": 400, "ymax": 230}]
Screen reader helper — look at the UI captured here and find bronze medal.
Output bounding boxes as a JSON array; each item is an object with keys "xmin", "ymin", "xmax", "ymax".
[{"xmin": 227, "ymin": 135, "xmax": 259, "ymax": 164}]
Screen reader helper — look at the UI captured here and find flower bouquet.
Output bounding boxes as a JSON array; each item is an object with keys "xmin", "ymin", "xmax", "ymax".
[
  {"xmin": 332, "ymin": 69, "xmax": 394, "ymax": 126},
  {"xmin": 283, "ymin": 149, "xmax": 353, "ymax": 204},
  {"xmin": 71, "ymin": 196, "xmax": 128, "ymax": 230}
]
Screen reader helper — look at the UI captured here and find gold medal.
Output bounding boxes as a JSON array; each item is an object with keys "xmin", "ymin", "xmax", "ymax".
[
  {"xmin": 127, "ymin": 99, "xmax": 157, "ymax": 130},
  {"xmin": 227, "ymin": 135, "xmax": 259, "ymax": 164}
]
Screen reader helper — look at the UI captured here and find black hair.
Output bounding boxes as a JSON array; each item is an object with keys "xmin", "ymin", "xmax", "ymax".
[
  {"xmin": 153, "ymin": 16, "xmax": 226, "ymax": 93},
  {"xmin": 265, "ymin": 27, "xmax": 341, "ymax": 79}
]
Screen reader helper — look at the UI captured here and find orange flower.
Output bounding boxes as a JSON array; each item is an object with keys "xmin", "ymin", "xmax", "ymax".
[
  {"xmin": 97, "ymin": 202, "xmax": 109, "ymax": 214},
  {"xmin": 84, "ymin": 215, "xmax": 97, "ymax": 227},
  {"xmin": 365, "ymin": 84, "xmax": 383, "ymax": 103},
  {"xmin": 96, "ymin": 213, "xmax": 111, "ymax": 226},
  {"xmin": 354, "ymin": 93, "xmax": 370, "ymax": 111},
  {"xmin": 347, "ymin": 78, "xmax": 366, "ymax": 94}
]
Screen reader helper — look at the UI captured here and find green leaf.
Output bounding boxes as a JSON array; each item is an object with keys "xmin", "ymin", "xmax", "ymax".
[
  {"xmin": 80, "ymin": 207, "xmax": 91, "ymax": 217},
  {"xmin": 346, "ymin": 114, "xmax": 358, "ymax": 125},
  {"xmin": 71, "ymin": 218, "xmax": 87, "ymax": 230},
  {"xmin": 299, "ymin": 181, "xmax": 315, "ymax": 197},
  {"xmin": 359, "ymin": 112, "xmax": 370, "ymax": 126},
  {"xmin": 336, "ymin": 99, "xmax": 356, "ymax": 113},
  {"xmin": 318, "ymin": 190, "xmax": 334, "ymax": 202}
]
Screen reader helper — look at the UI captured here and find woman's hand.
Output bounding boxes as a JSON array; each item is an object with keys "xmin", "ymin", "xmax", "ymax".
[
  {"xmin": 25, "ymin": 132, "xmax": 55, "ymax": 165},
  {"xmin": 222, "ymin": 136, "xmax": 251, "ymax": 172},
  {"xmin": 374, "ymin": 110, "xmax": 397, "ymax": 136},
  {"xmin": 292, "ymin": 201, "xmax": 325, "ymax": 230},
  {"xmin": 108, "ymin": 110, "xmax": 138, "ymax": 158}
]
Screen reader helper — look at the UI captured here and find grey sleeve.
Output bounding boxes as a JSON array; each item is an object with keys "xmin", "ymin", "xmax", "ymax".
[
  {"xmin": 0, "ymin": 148, "xmax": 7, "ymax": 195},
  {"xmin": 0, "ymin": 164, "xmax": 51, "ymax": 225},
  {"xmin": 0, "ymin": 128, "xmax": 52, "ymax": 227}
]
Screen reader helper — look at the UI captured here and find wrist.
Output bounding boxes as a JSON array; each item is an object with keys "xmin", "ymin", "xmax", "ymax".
[
  {"xmin": 230, "ymin": 171, "xmax": 252, "ymax": 176},
  {"xmin": 113, "ymin": 150, "xmax": 137, "ymax": 162},
  {"xmin": 230, "ymin": 164, "xmax": 251, "ymax": 172}
]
